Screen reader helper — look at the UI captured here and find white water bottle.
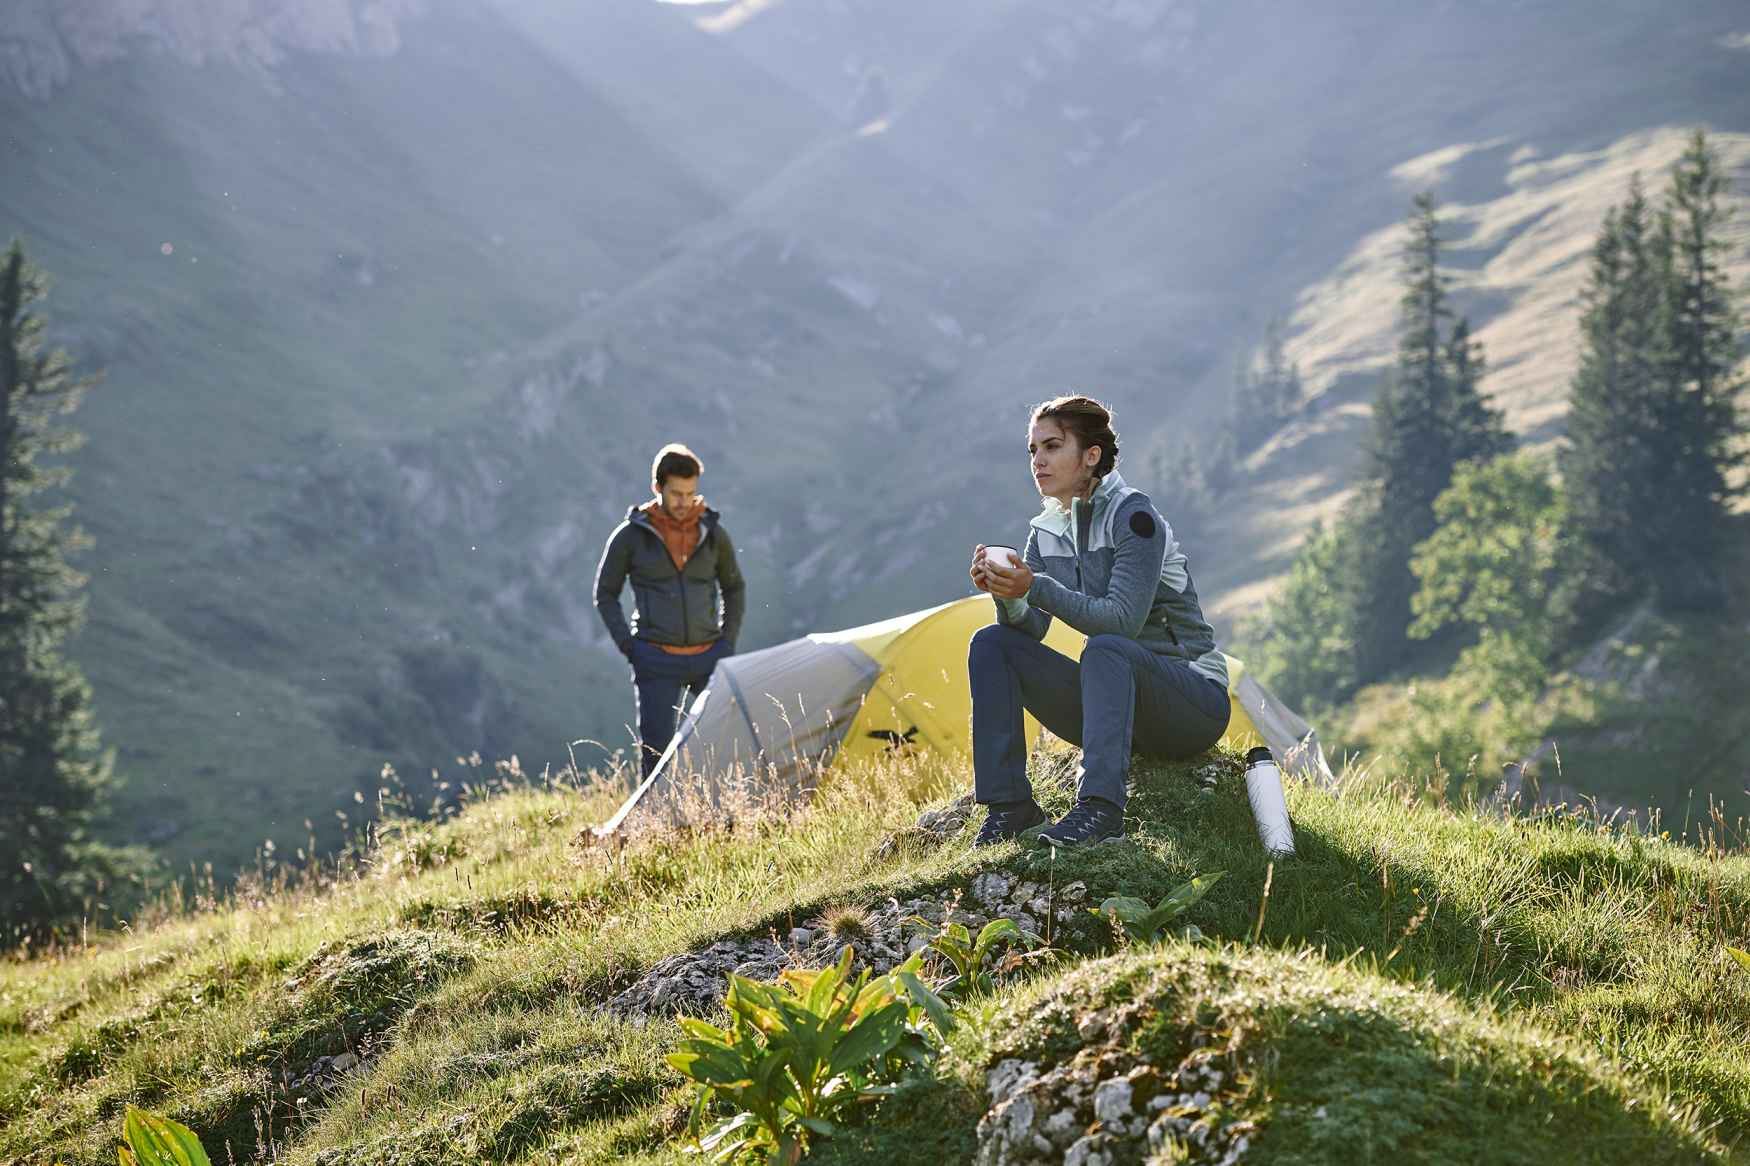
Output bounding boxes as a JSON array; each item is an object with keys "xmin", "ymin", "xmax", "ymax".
[{"xmin": 1244, "ymin": 747, "xmax": 1295, "ymax": 857}]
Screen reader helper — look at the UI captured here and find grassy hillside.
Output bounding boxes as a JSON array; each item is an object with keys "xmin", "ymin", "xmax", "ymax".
[{"xmin": 5, "ymin": 746, "xmax": 1750, "ymax": 1163}]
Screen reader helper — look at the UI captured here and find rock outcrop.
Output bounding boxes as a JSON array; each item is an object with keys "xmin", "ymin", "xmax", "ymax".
[{"xmin": 0, "ymin": 0, "xmax": 425, "ymax": 98}]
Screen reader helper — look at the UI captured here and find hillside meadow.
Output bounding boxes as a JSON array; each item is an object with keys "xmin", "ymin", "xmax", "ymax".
[{"xmin": 4, "ymin": 745, "xmax": 1750, "ymax": 1163}]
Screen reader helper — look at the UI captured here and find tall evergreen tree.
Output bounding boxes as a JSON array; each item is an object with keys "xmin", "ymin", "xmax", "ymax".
[
  {"xmin": 0, "ymin": 240, "xmax": 126, "ymax": 937},
  {"xmin": 1648, "ymin": 130, "xmax": 1744, "ymax": 610},
  {"xmin": 1353, "ymin": 194, "xmax": 1511, "ymax": 679},
  {"xmin": 1559, "ymin": 180, "xmax": 1664, "ymax": 630}
]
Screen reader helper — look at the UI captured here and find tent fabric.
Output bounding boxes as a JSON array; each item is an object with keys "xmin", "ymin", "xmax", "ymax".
[
  {"xmin": 594, "ymin": 637, "xmax": 879, "ymax": 833},
  {"xmin": 600, "ymin": 596, "xmax": 1332, "ymax": 833},
  {"xmin": 823, "ymin": 598, "xmax": 1089, "ymax": 771},
  {"xmin": 1222, "ymin": 657, "xmax": 1336, "ymax": 787}
]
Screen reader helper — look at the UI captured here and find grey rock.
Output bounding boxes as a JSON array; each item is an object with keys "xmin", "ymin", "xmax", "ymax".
[
  {"xmin": 1093, "ymin": 1077, "xmax": 1133, "ymax": 1124},
  {"xmin": 1064, "ymin": 1134, "xmax": 1112, "ymax": 1166},
  {"xmin": 970, "ymin": 871, "xmax": 1013, "ymax": 906}
]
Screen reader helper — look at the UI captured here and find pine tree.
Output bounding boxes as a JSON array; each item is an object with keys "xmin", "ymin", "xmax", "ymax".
[
  {"xmin": 1647, "ymin": 130, "xmax": 1744, "ymax": 610},
  {"xmin": 1559, "ymin": 180, "xmax": 1666, "ymax": 631},
  {"xmin": 1230, "ymin": 317, "xmax": 1303, "ymax": 453},
  {"xmin": 1354, "ymin": 194, "xmax": 1511, "ymax": 679},
  {"xmin": 0, "ymin": 240, "xmax": 128, "ymax": 937}
]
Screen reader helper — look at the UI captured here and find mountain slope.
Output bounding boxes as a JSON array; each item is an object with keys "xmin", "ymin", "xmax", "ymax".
[
  {"xmin": 0, "ymin": 0, "xmax": 761, "ymax": 866},
  {"xmin": 4, "ymin": 0, "xmax": 1750, "ymax": 873}
]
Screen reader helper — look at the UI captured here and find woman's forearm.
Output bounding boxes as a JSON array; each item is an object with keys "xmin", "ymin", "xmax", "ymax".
[{"xmin": 1027, "ymin": 573, "xmax": 1150, "ymax": 638}]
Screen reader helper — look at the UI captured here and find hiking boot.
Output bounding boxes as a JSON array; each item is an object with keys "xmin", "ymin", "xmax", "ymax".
[
  {"xmin": 973, "ymin": 800, "xmax": 1047, "ymax": 848},
  {"xmin": 1038, "ymin": 798, "xmax": 1125, "ymax": 848}
]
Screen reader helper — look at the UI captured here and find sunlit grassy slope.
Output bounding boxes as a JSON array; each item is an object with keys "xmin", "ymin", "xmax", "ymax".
[{"xmin": 5, "ymin": 746, "xmax": 1750, "ymax": 1164}]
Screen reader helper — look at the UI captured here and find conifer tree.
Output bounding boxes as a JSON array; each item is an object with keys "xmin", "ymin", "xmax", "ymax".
[
  {"xmin": 1648, "ymin": 130, "xmax": 1743, "ymax": 610},
  {"xmin": 1353, "ymin": 194, "xmax": 1511, "ymax": 678},
  {"xmin": 1231, "ymin": 317, "xmax": 1303, "ymax": 452},
  {"xmin": 1559, "ymin": 181, "xmax": 1662, "ymax": 630},
  {"xmin": 0, "ymin": 240, "xmax": 127, "ymax": 937}
]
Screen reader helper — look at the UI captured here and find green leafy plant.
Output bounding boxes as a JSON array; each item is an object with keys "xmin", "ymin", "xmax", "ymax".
[
  {"xmin": 117, "ymin": 1106, "xmax": 212, "ymax": 1166},
  {"xmin": 1726, "ymin": 946, "xmax": 1750, "ymax": 974},
  {"xmin": 1092, "ymin": 872, "xmax": 1226, "ymax": 945},
  {"xmin": 667, "ymin": 946, "xmax": 952, "ymax": 1164},
  {"xmin": 907, "ymin": 915, "xmax": 1034, "ymax": 998}
]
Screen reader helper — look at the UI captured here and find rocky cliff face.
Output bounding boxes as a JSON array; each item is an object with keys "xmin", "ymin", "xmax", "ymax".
[{"xmin": 0, "ymin": 0, "xmax": 425, "ymax": 98}]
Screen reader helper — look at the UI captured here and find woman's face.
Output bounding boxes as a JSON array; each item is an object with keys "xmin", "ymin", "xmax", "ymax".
[{"xmin": 1028, "ymin": 418, "xmax": 1099, "ymax": 501}]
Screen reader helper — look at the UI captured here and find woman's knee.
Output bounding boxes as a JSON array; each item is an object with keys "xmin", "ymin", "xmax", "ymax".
[
  {"xmin": 1083, "ymin": 633, "xmax": 1138, "ymax": 663},
  {"xmin": 970, "ymin": 622, "xmax": 1024, "ymax": 658}
]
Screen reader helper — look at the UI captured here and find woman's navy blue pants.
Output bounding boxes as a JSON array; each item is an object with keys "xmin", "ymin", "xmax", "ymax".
[{"xmin": 968, "ymin": 623, "xmax": 1230, "ymax": 809}]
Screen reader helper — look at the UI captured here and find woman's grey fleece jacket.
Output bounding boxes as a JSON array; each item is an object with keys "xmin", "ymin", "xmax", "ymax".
[{"xmin": 994, "ymin": 471, "xmax": 1228, "ymax": 688}]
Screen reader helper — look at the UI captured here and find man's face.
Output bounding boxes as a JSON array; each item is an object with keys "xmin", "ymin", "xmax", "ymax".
[{"xmin": 656, "ymin": 475, "xmax": 700, "ymax": 521}]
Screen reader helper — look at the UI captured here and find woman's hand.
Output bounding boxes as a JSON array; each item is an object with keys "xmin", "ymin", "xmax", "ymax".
[
  {"xmin": 982, "ymin": 556, "xmax": 1034, "ymax": 601},
  {"xmin": 969, "ymin": 544, "xmax": 991, "ymax": 592}
]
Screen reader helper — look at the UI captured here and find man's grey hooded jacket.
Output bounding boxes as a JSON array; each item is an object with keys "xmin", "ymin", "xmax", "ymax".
[
  {"xmin": 994, "ymin": 471, "xmax": 1228, "ymax": 688},
  {"xmin": 594, "ymin": 506, "xmax": 745, "ymax": 656}
]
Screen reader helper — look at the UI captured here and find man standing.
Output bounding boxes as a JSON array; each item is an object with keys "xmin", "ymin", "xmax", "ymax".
[{"xmin": 595, "ymin": 443, "xmax": 746, "ymax": 777}]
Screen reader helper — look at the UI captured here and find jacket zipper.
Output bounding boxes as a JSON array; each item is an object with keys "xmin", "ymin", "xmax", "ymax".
[
  {"xmin": 1073, "ymin": 498, "xmax": 1084, "ymax": 589},
  {"xmin": 642, "ymin": 517, "xmax": 700, "ymax": 645},
  {"xmin": 675, "ymin": 528, "xmax": 691, "ymax": 643}
]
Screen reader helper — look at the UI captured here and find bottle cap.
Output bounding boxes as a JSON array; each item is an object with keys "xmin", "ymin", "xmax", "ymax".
[{"xmin": 1244, "ymin": 747, "xmax": 1274, "ymax": 767}]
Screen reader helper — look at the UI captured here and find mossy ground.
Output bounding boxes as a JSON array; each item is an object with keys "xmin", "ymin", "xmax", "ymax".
[{"xmin": 4, "ymin": 745, "xmax": 1749, "ymax": 1164}]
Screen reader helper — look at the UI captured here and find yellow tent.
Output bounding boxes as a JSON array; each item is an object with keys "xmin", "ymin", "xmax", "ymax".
[{"xmin": 599, "ymin": 595, "xmax": 1330, "ymax": 833}]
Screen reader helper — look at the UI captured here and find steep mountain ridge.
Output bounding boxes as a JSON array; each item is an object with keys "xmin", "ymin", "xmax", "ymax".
[
  {"xmin": 4, "ymin": 0, "xmax": 1749, "ymax": 874},
  {"xmin": 0, "ymin": 0, "xmax": 426, "ymax": 99}
]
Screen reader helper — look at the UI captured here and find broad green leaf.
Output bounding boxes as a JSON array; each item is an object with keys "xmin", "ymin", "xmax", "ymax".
[
  {"xmin": 668, "ymin": 1048, "xmax": 755, "ymax": 1087},
  {"xmin": 1727, "ymin": 946, "xmax": 1750, "ymax": 972},
  {"xmin": 779, "ymin": 967, "xmax": 824, "ymax": 996},
  {"xmin": 698, "ymin": 1111, "xmax": 763, "ymax": 1154},
  {"xmin": 896, "ymin": 970, "xmax": 956, "ymax": 1036},
  {"xmin": 678, "ymin": 1016, "xmax": 731, "ymax": 1044},
  {"xmin": 122, "ymin": 1108, "xmax": 211, "ymax": 1166},
  {"xmin": 754, "ymin": 1047, "xmax": 798, "ymax": 1100},
  {"xmin": 1096, "ymin": 896, "xmax": 1151, "ymax": 924},
  {"xmin": 686, "ymin": 1083, "xmax": 716, "ymax": 1140},
  {"xmin": 973, "ymin": 918, "xmax": 1022, "ymax": 963},
  {"xmin": 1159, "ymin": 871, "xmax": 1225, "ymax": 916},
  {"xmin": 852, "ymin": 978, "xmax": 901, "ymax": 1024},
  {"xmin": 827, "ymin": 1002, "xmax": 907, "ymax": 1076}
]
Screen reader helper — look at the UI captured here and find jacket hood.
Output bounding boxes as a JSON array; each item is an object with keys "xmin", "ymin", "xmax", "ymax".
[{"xmin": 627, "ymin": 503, "xmax": 720, "ymax": 530}]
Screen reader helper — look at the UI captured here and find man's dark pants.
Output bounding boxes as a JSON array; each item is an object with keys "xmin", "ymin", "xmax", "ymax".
[
  {"xmin": 969, "ymin": 624, "xmax": 1230, "ymax": 810},
  {"xmin": 630, "ymin": 638, "xmax": 729, "ymax": 776}
]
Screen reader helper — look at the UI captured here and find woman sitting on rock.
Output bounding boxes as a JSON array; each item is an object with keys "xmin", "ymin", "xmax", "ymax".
[{"xmin": 968, "ymin": 395, "xmax": 1231, "ymax": 848}]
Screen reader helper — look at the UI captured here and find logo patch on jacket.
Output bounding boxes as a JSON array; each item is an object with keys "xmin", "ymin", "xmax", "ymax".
[{"xmin": 1129, "ymin": 511, "xmax": 1156, "ymax": 538}]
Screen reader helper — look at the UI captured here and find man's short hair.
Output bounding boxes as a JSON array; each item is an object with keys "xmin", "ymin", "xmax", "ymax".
[{"xmin": 653, "ymin": 443, "xmax": 704, "ymax": 487}]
